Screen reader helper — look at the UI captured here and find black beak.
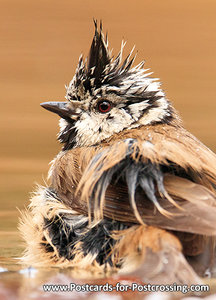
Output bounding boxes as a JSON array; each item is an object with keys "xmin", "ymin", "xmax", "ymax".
[{"xmin": 40, "ymin": 101, "xmax": 78, "ymax": 119}]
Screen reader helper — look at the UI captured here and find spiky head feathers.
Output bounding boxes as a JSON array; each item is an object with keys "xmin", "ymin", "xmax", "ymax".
[{"xmin": 66, "ymin": 21, "xmax": 163, "ymax": 103}]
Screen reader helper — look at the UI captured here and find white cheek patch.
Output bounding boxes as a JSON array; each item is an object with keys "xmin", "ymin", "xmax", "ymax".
[
  {"xmin": 74, "ymin": 113, "xmax": 105, "ymax": 146},
  {"xmin": 74, "ymin": 109, "xmax": 133, "ymax": 147},
  {"xmin": 102, "ymin": 108, "xmax": 133, "ymax": 133},
  {"xmin": 76, "ymin": 113, "xmax": 100, "ymax": 133}
]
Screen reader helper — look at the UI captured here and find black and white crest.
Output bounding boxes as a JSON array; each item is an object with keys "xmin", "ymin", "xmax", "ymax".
[{"xmin": 66, "ymin": 20, "xmax": 164, "ymax": 103}]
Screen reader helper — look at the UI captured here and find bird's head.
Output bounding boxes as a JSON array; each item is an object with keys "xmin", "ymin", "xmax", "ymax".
[{"xmin": 41, "ymin": 21, "xmax": 174, "ymax": 150}]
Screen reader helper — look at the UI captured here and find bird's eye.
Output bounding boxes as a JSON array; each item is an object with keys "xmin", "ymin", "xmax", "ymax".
[{"xmin": 97, "ymin": 100, "xmax": 112, "ymax": 113}]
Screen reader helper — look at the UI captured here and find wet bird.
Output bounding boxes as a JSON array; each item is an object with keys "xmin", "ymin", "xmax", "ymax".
[{"xmin": 20, "ymin": 21, "xmax": 216, "ymax": 284}]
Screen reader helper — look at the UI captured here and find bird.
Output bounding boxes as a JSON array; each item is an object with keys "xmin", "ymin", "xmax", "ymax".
[{"xmin": 19, "ymin": 21, "xmax": 216, "ymax": 284}]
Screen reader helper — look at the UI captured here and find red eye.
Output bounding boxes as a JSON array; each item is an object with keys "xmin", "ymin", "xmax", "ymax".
[{"xmin": 97, "ymin": 101, "xmax": 112, "ymax": 113}]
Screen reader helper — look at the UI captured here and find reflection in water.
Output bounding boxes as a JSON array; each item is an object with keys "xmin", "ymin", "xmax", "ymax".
[{"xmin": 1, "ymin": 267, "xmax": 216, "ymax": 299}]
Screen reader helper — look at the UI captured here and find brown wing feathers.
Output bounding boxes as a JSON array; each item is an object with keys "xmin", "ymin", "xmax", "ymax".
[
  {"xmin": 49, "ymin": 123, "xmax": 216, "ymax": 237},
  {"xmin": 101, "ymin": 177, "xmax": 216, "ymax": 236}
]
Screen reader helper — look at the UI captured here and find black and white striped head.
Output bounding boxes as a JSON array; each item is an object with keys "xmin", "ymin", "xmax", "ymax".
[{"xmin": 41, "ymin": 21, "xmax": 173, "ymax": 150}]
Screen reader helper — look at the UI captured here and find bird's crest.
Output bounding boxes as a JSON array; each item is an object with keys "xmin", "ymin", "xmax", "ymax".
[{"xmin": 66, "ymin": 20, "xmax": 161, "ymax": 103}]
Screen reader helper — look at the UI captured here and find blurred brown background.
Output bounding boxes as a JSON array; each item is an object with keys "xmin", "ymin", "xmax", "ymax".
[{"xmin": 0, "ymin": 0, "xmax": 216, "ymax": 258}]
